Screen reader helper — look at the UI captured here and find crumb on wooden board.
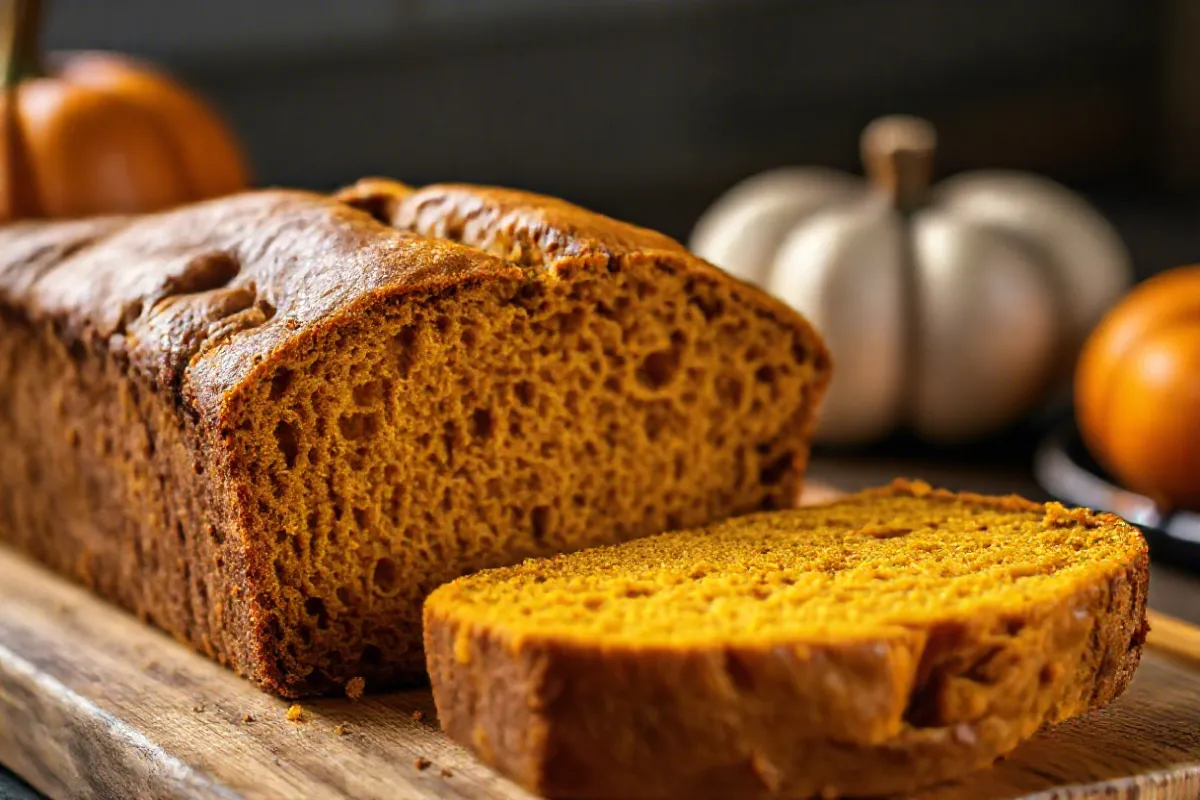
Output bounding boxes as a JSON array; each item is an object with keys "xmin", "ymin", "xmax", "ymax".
[
  {"xmin": 286, "ymin": 704, "xmax": 304, "ymax": 722},
  {"xmin": 346, "ymin": 676, "xmax": 366, "ymax": 701}
]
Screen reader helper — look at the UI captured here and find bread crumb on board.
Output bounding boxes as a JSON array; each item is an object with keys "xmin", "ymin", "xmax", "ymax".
[
  {"xmin": 192, "ymin": 703, "xmax": 205, "ymax": 713},
  {"xmin": 286, "ymin": 704, "xmax": 304, "ymax": 722},
  {"xmin": 345, "ymin": 676, "xmax": 366, "ymax": 701},
  {"xmin": 414, "ymin": 757, "xmax": 432, "ymax": 771},
  {"xmin": 411, "ymin": 710, "xmax": 425, "ymax": 722},
  {"xmin": 242, "ymin": 714, "xmax": 255, "ymax": 724},
  {"xmin": 334, "ymin": 723, "xmax": 349, "ymax": 736},
  {"xmin": 440, "ymin": 768, "xmax": 453, "ymax": 778}
]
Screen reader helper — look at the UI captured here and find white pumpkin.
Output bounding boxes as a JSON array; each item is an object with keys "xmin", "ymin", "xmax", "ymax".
[{"xmin": 691, "ymin": 115, "xmax": 1132, "ymax": 444}]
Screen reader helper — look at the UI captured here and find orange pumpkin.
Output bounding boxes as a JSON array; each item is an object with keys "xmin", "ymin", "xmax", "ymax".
[
  {"xmin": 1076, "ymin": 265, "xmax": 1200, "ymax": 510},
  {"xmin": 0, "ymin": 0, "xmax": 249, "ymax": 220}
]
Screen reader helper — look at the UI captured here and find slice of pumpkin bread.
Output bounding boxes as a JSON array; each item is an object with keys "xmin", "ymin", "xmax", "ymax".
[{"xmin": 424, "ymin": 480, "xmax": 1149, "ymax": 799}]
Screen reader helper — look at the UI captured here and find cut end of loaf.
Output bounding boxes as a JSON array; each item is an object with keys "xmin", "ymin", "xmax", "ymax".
[
  {"xmin": 423, "ymin": 486, "xmax": 1148, "ymax": 798},
  {"xmin": 225, "ymin": 253, "xmax": 828, "ymax": 695},
  {"xmin": 429, "ymin": 486, "xmax": 1146, "ymax": 647}
]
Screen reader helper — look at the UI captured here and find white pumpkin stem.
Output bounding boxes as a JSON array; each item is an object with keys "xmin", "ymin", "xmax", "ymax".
[{"xmin": 861, "ymin": 115, "xmax": 937, "ymax": 213}]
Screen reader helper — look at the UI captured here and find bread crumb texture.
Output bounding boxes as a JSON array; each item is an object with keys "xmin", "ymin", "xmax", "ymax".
[
  {"xmin": 425, "ymin": 481, "xmax": 1149, "ymax": 799},
  {"xmin": 285, "ymin": 704, "xmax": 304, "ymax": 722},
  {"xmin": 238, "ymin": 247, "xmax": 823, "ymax": 689},
  {"xmin": 430, "ymin": 481, "xmax": 1144, "ymax": 647},
  {"xmin": 216, "ymin": 185, "xmax": 829, "ymax": 694},
  {"xmin": 0, "ymin": 183, "xmax": 830, "ymax": 696},
  {"xmin": 345, "ymin": 676, "xmax": 365, "ymax": 700}
]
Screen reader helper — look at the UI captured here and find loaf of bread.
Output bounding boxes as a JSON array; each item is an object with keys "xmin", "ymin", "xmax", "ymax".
[
  {"xmin": 0, "ymin": 180, "xmax": 830, "ymax": 696},
  {"xmin": 425, "ymin": 480, "xmax": 1149, "ymax": 799}
]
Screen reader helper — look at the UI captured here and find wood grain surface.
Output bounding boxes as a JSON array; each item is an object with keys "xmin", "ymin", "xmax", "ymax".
[{"xmin": 1, "ymin": 486, "xmax": 1199, "ymax": 799}]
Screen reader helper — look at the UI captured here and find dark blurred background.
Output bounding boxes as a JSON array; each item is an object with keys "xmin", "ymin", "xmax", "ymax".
[
  {"xmin": 1, "ymin": 8, "xmax": 1197, "ymax": 798},
  {"xmin": 41, "ymin": 0, "xmax": 1200, "ymax": 280}
]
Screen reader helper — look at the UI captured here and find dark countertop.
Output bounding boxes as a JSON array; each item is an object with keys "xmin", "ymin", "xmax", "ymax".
[{"xmin": 0, "ymin": 770, "xmax": 35, "ymax": 800}]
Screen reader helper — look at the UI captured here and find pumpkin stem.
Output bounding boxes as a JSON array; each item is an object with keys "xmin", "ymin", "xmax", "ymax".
[
  {"xmin": 0, "ymin": 0, "xmax": 43, "ymax": 89},
  {"xmin": 860, "ymin": 115, "xmax": 936, "ymax": 213}
]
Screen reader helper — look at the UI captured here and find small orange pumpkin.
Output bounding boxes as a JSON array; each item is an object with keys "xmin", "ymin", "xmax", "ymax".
[
  {"xmin": 0, "ymin": 0, "xmax": 249, "ymax": 220},
  {"xmin": 1076, "ymin": 265, "xmax": 1200, "ymax": 510}
]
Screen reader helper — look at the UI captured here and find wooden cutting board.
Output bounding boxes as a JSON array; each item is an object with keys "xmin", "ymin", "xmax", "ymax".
[{"xmin": 2, "ymin": 489, "xmax": 1200, "ymax": 800}]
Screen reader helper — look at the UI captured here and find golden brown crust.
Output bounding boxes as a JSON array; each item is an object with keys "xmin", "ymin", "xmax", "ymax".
[
  {"xmin": 0, "ymin": 180, "xmax": 828, "ymax": 439},
  {"xmin": 424, "ymin": 486, "xmax": 1150, "ymax": 798},
  {"xmin": 338, "ymin": 179, "xmax": 830, "ymax": 386},
  {"xmin": 339, "ymin": 178, "xmax": 687, "ymax": 265},
  {"xmin": 1, "ymin": 190, "xmax": 524, "ymax": 417}
]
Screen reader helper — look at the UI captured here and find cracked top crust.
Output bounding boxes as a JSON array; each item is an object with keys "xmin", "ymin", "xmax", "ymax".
[
  {"xmin": 340, "ymin": 179, "xmax": 688, "ymax": 267},
  {"xmin": 0, "ymin": 191, "xmax": 508, "ymax": 418},
  {"xmin": 8, "ymin": 191, "xmax": 527, "ymax": 421},
  {"xmin": 0, "ymin": 185, "xmax": 827, "ymax": 426},
  {"xmin": 0, "ymin": 184, "xmax": 824, "ymax": 429}
]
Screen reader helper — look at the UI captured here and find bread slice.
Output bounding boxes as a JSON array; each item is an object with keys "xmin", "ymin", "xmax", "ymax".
[
  {"xmin": 0, "ymin": 181, "xmax": 828, "ymax": 697},
  {"xmin": 424, "ymin": 480, "xmax": 1149, "ymax": 798}
]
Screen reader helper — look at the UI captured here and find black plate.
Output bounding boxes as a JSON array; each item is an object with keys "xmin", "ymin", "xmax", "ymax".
[{"xmin": 1034, "ymin": 425, "xmax": 1200, "ymax": 572}]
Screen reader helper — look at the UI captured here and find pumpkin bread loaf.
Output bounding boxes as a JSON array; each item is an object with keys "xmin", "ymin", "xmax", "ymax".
[
  {"xmin": 0, "ymin": 181, "xmax": 829, "ymax": 697},
  {"xmin": 425, "ymin": 480, "xmax": 1149, "ymax": 799}
]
